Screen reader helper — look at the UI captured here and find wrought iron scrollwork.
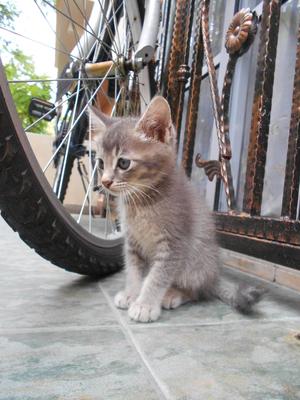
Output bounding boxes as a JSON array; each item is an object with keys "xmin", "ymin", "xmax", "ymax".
[
  {"xmin": 195, "ymin": 2, "xmax": 258, "ymax": 211},
  {"xmin": 195, "ymin": 154, "xmax": 221, "ymax": 181}
]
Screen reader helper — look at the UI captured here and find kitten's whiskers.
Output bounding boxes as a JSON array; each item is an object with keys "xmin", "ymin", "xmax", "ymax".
[
  {"xmin": 133, "ymin": 182, "xmax": 162, "ymax": 197},
  {"xmin": 126, "ymin": 188, "xmax": 139, "ymax": 214},
  {"xmin": 129, "ymin": 187, "xmax": 148, "ymax": 208},
  {"xmin": 127, "ymin": 184, "xmax": 152, "ymax": 208}
]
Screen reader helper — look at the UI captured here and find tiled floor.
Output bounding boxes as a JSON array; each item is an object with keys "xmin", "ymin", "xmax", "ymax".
[{"xmin": 0, "ymin": 217, "xmax": 300, "ymax": 400}]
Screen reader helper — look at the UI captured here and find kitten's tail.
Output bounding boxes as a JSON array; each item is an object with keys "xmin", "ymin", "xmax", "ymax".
[{"xmin": 211, "ymin": 277, "xmax": 267, "ymax": 314}]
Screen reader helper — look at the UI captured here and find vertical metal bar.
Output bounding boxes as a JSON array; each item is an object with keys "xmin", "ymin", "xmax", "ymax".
[
  {"xmin": 201, "ymin": 0, "xmax": 232, "ymax": 160},
  {"xmin": 166, "ymin": 0, "xmax": 193, "ymax": 134},
  {"xmin": 182, "ymin": 0, "xmax": 204, "ymax": 176},
  {"xmin": 221, "ymin": 55, "xmax": 238, "ymax": 144},
  {"xmin": 201, "ymin": 0, "xmax": 235, "ymax": 210},
  {"xmin": 174, "ymin": 0, "xmax": 195, "ymax": 147},
  {"xmin": 218, "ymin": 55, "xmax": 239, "ymax": 211},
  {"xmin": 243, "ymin": 0, "xmax": 281, "ymax": 215},
  {"xmin": 166, "ymin": 0, "xmax": 187, "ymax": 111},
  {"xmin": 281, "ymin": 23, "xmax": 300, "ymax": 220},
  {"xmin": 156, "ymin": 0, "xmax": 172, "ymax": 93},
  {"xmin": 234, "ymin": 0, "xmax": 241, "ymax": 14}
]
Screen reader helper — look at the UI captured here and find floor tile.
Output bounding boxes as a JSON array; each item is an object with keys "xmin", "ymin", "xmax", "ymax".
[
  {"xmin": 0, "ymin": 221, "xmax": 120, "ymax": 329},
  {"xmin": 0, "ymin": 328, "xmax": 160, "ymax": 400},
  {"xmin": 0, "ymin": 273, "xmax": 119, "ymax": 329},
  {"xmin": 2, "ymin": 216, "xmax": 300, "ymax": 400},
  {"xmin": 131, "ymin": 320, "xmax": 300, "ymax": 400}
]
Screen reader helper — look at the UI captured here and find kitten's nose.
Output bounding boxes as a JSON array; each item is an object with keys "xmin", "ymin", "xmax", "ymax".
[{"xmin": 102, "ymin": 177, "xmax": 113, "ymax": 189}]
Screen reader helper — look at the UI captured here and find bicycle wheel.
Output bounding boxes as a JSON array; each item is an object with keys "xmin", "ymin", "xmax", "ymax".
[{"xmin": 0, "ymin": 0, "xmax": 157, "ymax": 276}]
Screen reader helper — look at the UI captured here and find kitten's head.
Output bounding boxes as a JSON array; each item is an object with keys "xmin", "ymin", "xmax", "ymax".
[{"xmin": 89, "ymin": 96, "xmax": 176, "ymax": 204}]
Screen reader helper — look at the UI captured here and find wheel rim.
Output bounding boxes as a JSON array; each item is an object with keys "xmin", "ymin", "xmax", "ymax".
[{"xmin": 2, "ymin": 0, "xmax": 152, "ymax": 244}]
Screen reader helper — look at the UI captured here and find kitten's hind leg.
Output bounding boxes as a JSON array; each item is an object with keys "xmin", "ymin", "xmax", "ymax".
[{"xmin": 162, "ymin": 287, "xmax": 194, "ymax": 310}]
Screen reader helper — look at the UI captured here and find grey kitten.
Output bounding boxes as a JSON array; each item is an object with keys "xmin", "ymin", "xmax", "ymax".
[{"xmin": 90, "ymin": 96, "xmax": 264, "ymax": 323}]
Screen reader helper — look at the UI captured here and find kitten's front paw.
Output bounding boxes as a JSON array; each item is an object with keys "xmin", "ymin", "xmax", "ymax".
[
  {"xmin": 114, "ymin": 291, "xmax": 135, "ymax": 310},
  {"xmin": 128, "ymin": 301, "xmax": 161, "ymax": 323}
]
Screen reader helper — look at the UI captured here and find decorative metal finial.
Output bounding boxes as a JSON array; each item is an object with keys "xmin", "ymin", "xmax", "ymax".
[{"xmin": 225, "ymin": 8, "xmax": 258, "ymax": 56}]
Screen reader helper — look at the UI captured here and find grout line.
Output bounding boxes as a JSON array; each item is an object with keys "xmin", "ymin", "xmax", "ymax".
[
  {"xmin": 1, "ymin": 316, "xmax": 300, "ymax": 335},
  {"xmin": 128, "ymin": 317, "xmax": 300, "ymax": 329},
  {"xmin": 99, "ymin": 283, "xmax": 173, "ymax": 400},
  {"xmin": 272, "ymin": 264, "xmax": 277, "ymax": 282},
  {"xmin": 0, "ymin": 324, "xmax": 121, "ymax": 335}
]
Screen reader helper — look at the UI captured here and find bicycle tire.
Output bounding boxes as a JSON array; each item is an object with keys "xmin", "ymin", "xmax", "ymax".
[
  {"xmin": 0, "ymin": 60, "xmax": 123, "ymax": 277},
  {"xmin": 0, "ymin": 1, "xmax": 173, "ymax": 277}
]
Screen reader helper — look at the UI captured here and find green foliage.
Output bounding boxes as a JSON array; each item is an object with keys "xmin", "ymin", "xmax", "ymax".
[
  {"xmin": 0, "ymin": 2, "xmax": 19, "ymax": 28},
  {"xmin": 4, "ymin": 50, "xmax": 52, "ymax": 133},
  {"xmin": 1, "ymin": 0, "xmax": 53, "ymax": 134}
]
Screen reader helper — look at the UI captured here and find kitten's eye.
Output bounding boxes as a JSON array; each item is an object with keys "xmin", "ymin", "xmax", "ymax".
[
  {"xmin": 98, "ymin": 158, "xmax": 104, "ymax": 170},
  {"xmin": 117, "ymin": 157, "xmax": 131, "ymax": 170}
]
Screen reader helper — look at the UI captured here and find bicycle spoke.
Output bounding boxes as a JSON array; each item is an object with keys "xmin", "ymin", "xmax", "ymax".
[
  {"xmin": 111, "ymin": 0, "xmax": 122, "ymax": 54},
  {"xmin": 124, "ymin": 3, "xmax": 138, "ymax": 53},
  {"xmin": 0, "ymin": 25, "xmax": 81, "ymax": 62},
  {"xmin": 111, "ymin": 86, "xmax": 124, "ymax": 116},
  {"xmin": 88, "ymin": 109, "xmax": 92, "ymax": 233},
  {"xmin": 43, "ymin": 65, "xmax": 114, "ymax": 173},
  {"xmin": 7, "ymin": 77, "xmax": 124, "ymax": 83},
  {"xmin": 63, "ymin": 0, "xmax": 84, "ymax": 58},
  {"xmin": 106, "ymin": 193, "xmax": 115, "ymax": 235},
  {"xmin": 90, "ymin": 1, "xmax": 123, "ymax": 62},
  {"xmin": 77, "ymin": 159, "xmax": 98, "ymax": 224},
  {"xmin": 96, "ymin": 0, "xmax": 119, "ymax": 55},
  {"xmin": 123, "ymin": 1, "xmax": 126, "ymax": 54},
  {"xmin": 25, "ymin": 86, "xmax": 85, "ymax": 132},
  {"xmin": 41, "ymin": 0, "xmax": 118, "ymax": 57},
  {"xmin": 104, "ymin": 191, "xmax": 114, "ymax": 237},
  {"xmin": 33, "ymin": 0, "xmax": 70, "ymax": 57},
  {"xmin": 57, "ymin": 70, "xmax": 82, "ymax": 199},
  {"xmin": 73, "ymin": 0, "xmax": 98, "ymax": 39},
  {"xmin": 136, "ymin": 73, "xmax": 149, "ymax": 107}
]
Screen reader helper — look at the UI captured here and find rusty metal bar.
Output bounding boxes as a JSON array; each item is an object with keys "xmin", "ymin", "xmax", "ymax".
[
  {"xmin": 215, "ymin": 212, "xmax": 300, "ymax": 269},
  {"xmin": 200, "ymin": 0, "xmax": 235, "ymax": 210},
  {"xmin": 281, "ymin": 23, "xmax": 300, "ymax": 220},
  {"xmin": 195, "ymin": 8, "xmax": 258, "ymax": 210},
  {"xmin": 201, "ymin": 0, "xmax": 231, "ymax": 160},
  {"xmin": 216, "ymin": 212, "xmax": 300, "ymax": 246},
  {"xmin": 217, "ymin": 230, "xmax": 300, "ymax": 271},
  {"xmin": 174, "ymin": 0, "xmax": 195, "ymax": 148},
  {"xmin": 243, "ymin": 0, "xmax": 281, "ymax": 215},
  {"xmin": 166, "ymin": 0, "xmax": 193, "ymax": 124},
  {"xmin": 221, "ymin": 55, "xmax": 238, "ymax": 139},
  {"xmin": 182, "ymin": 0, "xmax": 204, "ymax": 176}
]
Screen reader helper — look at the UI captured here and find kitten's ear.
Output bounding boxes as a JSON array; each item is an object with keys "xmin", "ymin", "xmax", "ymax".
[
  {"xmin": 88, "ymin": 106, "xmax": 107, "ymax": 142},
  {"xmin": 135, "ymin": 96, "xmax": 174, "ymax": 144}
]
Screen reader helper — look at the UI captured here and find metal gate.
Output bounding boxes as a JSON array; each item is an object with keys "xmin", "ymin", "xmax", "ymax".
[{"xmin": 166, "ymin": 0, "xmax": 300, "ymax": 270}]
